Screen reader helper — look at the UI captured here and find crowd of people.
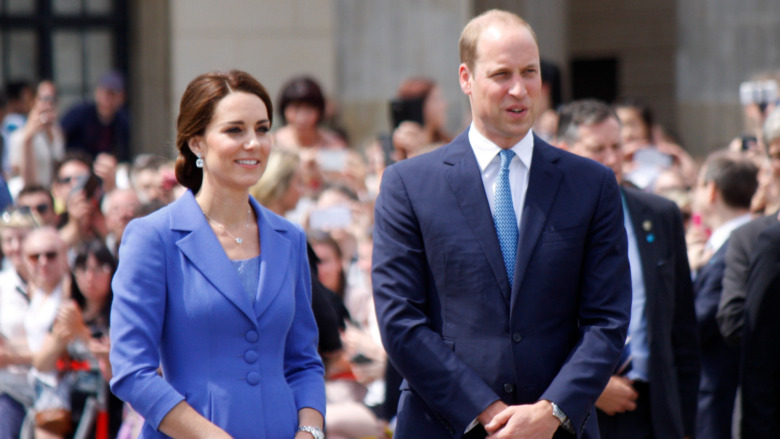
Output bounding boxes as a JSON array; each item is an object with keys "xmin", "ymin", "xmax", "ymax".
[{"xmin": 0, "ymin": 9, "xmax": 779, "ymax": 439}]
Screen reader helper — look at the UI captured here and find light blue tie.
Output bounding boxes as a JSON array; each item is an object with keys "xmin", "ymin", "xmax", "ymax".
[{"xmin": 494, "ymin": 149, "xmax": 518, "ymax": 287}]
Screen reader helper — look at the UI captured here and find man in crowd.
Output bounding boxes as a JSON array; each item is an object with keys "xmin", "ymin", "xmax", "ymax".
[
  {"xmin": 372, "ymin": 10, "xmax": 630, "ymax": 438},
  {"xmin": 1, "ymin": 81, "xmax": 34, "ymax": 174},
  {"xmin": 555, "ymin": 99, "xmax": 699, "ymax": 439},
  {"xmin": 718, "ymin": 106, "xmax": 780, "ymax": 346},
  {"xmin": 691, "ymin": 151, "xmax": 758, "ymax": 439},
  {"xmin": 61, "ymin": 71, "xmax": 130, "ymax": 162},
  {"xmin": 16, "ymin": 184, "xmax": 58, "ymax": 228},
  {"xmin": 102, "ymin": 188, "xmax": 141, "ymax": 257}
]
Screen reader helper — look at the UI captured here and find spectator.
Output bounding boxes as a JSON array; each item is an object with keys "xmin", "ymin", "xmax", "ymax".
[
  {"xmin": 129, "ymin": 153, "xmax": 174, "ymax": 205},
  {"xmin": 52, "ymin": 153, "xmax": 107, "ymax": 249},
  {"xmin": 1, "ymin": 80, "xmax": 34, "ymax": 173},
  {"xmin": 60, "ymin": 71, "xmax": 130, "ymax": 162},
  {"xmin": 22, "ymin": 227, "xmax": 71, "ymax": 438},
  {"xmin": 250, "ymin": 148, "xmax": 304, "ymax": 218},
  {"xmin": 0, "ymin": 207, "xmax": 39, "ymax": 438},
  {"xmin": 690, "ymin": 151, "xmax": 758, "ymax": 439},
  {"xmin": 16, "ymin": 184, "xmax": 58, "ymax": 228},
  {"xmin": 274, "ymin": 75, "xmax": 346, "ymax": 151},
  {"xmin": 391, "ymin": 77, "xmax": 452, "ymax": 160},
  {"xmin": 718, "ymin": 106, "xmax": 780, "ymax": 346},
  {"xmin": 7, "ymin": 80, "xmax": 65, "ymax": 189},
  {"xmin": 102, "ymin": 188, "xmax": 141, "ymax": 257}
]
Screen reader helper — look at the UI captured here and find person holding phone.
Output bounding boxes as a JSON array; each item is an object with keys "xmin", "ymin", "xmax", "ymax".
[
  {"xmin": 109, "ymin": 70, "xmax": 325, "ymax": 439},
  {"xmin": 7, "ymin": 80, "xmax": 65, "ymax": 188}
]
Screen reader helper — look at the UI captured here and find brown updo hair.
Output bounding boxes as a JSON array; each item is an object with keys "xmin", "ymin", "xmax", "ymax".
[{"xmin": 175, "ymin": 70, "xmax": 273, "ymax": 193}]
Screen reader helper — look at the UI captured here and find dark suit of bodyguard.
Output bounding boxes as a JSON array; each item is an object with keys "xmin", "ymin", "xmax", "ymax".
[{"xmin": 372, "ymin": 11, "xmax": 631, "ymax": 438}]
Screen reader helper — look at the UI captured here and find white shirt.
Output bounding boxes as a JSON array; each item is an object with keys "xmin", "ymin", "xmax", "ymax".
[
  {"xmin": 9, "ymin": 126, "xmax": 65, "ymax": 188},
  {"xmin": 469, "ymin": 124, "xmax": 534, "ymax": 230},
  {"xmin": 706, "ymin": 213, "xmax": 753, "ymax": 253}
]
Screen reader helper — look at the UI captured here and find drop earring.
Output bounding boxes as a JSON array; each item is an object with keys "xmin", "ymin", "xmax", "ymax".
[{"xmin": 195, "ymin": 153, "xmax": 204, "ymax": 168}]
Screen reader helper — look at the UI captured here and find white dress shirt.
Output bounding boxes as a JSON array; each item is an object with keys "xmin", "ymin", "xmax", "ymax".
[{"xmin": 469, "ymin": 124, "xmax": 534, "ymax": 231}]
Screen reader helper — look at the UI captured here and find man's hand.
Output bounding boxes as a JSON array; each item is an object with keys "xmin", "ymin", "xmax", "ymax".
[
  {"xmin": 595, "ymin": 375, "xmax": 639, "ymax": 415},
  {"xmin": 483, "ymin": 400, "xmax": 559, "ymax": 439}
]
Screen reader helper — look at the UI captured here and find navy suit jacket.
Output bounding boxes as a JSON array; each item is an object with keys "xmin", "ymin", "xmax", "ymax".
[
  {"xmin": 694, "ymin": 241, "xmax": 739, "ymax": 439},
  {"xmin": 372, "ymin": 131, "xmax": 631, "ymax": 438},
  {"xmin": 109, "ymin": 191, "xmax": 325, "ymax": 438},
  {"xmin": 599, "ymin": 189, "xmax": 699, "ymax": 438}
]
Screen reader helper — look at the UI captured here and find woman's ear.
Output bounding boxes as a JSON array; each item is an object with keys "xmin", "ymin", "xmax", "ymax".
[{"xmin": 188, "ymin": 136, "xmax": 202, "ymax": 157}]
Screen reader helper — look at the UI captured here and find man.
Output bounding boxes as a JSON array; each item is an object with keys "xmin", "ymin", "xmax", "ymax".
[
  {"xmin": 102, "ymin": 187, "xmax": 141, "ymax": 256},
  {"xmin": 717, "ymin": 106, "xmax": 780, "ymax": 346},
  {"xmin": 61, "ymin": 71, "xmax": 130, "ymax": 162},
  {"xmin": 691, "ymin": 151, "xmax": 758, "ymax": 439},
  {"xmin": 555, "ymin": 100, "xmax": 699, "ymax": 439},
  {"xmin": 1, "ymin": 81, "xmax": 34, "ymax": 174},
  {"xmin": 16, "ymin": 184, "xmax": 58, "ymax": 227},
  {"xmin": 739, "ymin": 221, "xmax": 780, "ymax": 438},
  {"xmin": 372, "ymin": 10, "xmax": 631, "ymax": 439}
]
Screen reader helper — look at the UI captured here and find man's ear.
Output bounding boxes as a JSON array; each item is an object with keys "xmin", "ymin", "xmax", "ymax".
[
  {"xmin": 459, "ymin": 64, "xmax": 472, "ymax": 95},
  {"xmin": 707, "ymin": 181, "xmax": 719, "ymax": 204}
]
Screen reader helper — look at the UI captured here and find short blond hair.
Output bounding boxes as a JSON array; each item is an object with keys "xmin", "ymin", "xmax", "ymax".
[{"xmin": 459, "ymin": 9, "xmax": 537, "ymax": 71}]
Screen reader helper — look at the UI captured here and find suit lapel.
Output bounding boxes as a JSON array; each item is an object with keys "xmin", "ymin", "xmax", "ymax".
[
  {"xmin": 623, "ymin": 189, "xmax": 659, "ymax": 336},
  {"xmin": 442, "ymin": 132, "xmax": 511, "ymax": 302},
  {"xmin": 171, "ymin": 191, "xmax": 257, "ymax": 324},
  {"xmin": 250, "ymin": 197, "xmax": 292, "ymax": 320},
  {"xmin": 512, "ymin": 137, "xmax": 562, "ymax": 307}
]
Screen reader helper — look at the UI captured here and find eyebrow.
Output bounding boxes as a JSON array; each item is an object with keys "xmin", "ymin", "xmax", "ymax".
[{"xmin": 220, "ymin": 119, "xmax": 271, "ymax": 126}]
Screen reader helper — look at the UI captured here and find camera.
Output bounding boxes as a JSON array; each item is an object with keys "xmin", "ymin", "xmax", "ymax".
[
  {"xmin": 740, "ymin": 80, "xmax": 778, "ymax": 113},
  {"xmin": 390, "ymin": 97, "xmax": 425, "ymax": 128}
]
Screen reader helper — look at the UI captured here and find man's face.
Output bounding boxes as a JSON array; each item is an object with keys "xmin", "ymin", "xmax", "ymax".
[
  {"xmin": 95, "ymin": 86, "xmax": 125, "ymax": 121},
  {"xmin": 53, "ymin": 161, "xmax": 91, "ymax": 203},
  {"xmin": 23, "ymin": 229, "xmax": 66, "ymax": 292},
  {"xmin": 459, "ymin": 23, "xmax": 541, "ymax": 149},
  {"xmin": 567, "ymin": 117, "xmax": 624, "ymax": 184},
  {"xmin": 17, "ymin": 191, "xmax": 57, "ymax": 227},
  {"xmin": 105, "ymin": 190, "xmax": 141, "ymax": 239}
]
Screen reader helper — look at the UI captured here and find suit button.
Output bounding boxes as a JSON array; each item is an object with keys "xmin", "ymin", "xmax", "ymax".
[
  {"xmin": 246, "ymin": 371, "xmax": 260, "ymax": 385},
  {"xmin": 244, "ymin": 350, "xmax": 258, "ymax": 364},
  {"xmin": 503, "ymin": 383, "xmax": 515, "ymax": 393},
  {"xmin": 512, "ymin": 332, "xmax": 522, "ymax": 343},
  {"xmin": 245, "ymin": 330, "xmax": 258, "ymax": 342}
]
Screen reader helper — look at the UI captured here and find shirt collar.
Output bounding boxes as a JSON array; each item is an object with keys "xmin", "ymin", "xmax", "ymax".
[
  {"xmin": 469, "ymin": 123, "xmax": 534, "ymax": 172},
  {"xmin": 707, "ymin": 213, "xmax": 753, "ymax": 252}
]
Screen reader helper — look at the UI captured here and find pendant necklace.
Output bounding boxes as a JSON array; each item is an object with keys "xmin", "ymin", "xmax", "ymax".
[{"xmin": 203, "ymin": 208, "xmax": 252, "ymax": 245}]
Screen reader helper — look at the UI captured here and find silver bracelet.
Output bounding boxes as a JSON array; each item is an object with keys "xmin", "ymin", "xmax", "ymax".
[{"xmin": 297, "ymin": 425, "xmax": 325, "ymax": 439}]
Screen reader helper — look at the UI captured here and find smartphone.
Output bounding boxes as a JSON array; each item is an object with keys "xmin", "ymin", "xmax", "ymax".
[
  {"xmin": 390, "ymin": 97, "xmax": 425, "ymax": 128},
  {"xmin": 316, "ymin": 149, "xmax": 347, "ymax": 172},
  {"xmin": 633, "ymin": 148, "xmax": 673, "ymax": 169},
  {"xmin": 741, "ymin": 134, "xmax": 758, "ymax": 152},
  {"xmin": 309, "ymin": 206, "xmax": 352, "ymax": 230},
  {"xmin": 71, "ymin": 173, "xmax": 103, "ymax": 200}
]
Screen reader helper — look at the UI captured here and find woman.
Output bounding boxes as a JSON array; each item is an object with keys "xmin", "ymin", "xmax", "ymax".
[
  {"xmin": 0, "ymin": 207, "xmax": 38, "ymax": 438},
  {"xmin": 32, "ymin": 239, "xmax": 120, "ymax": 438},
  {"xmin": 273, "ymin": 76, "xmax": 346, "ymax": 150},
  {"xmin": 109, "ymin": 70, "xmax": 325, "ymax": 439},
  {"xmin": 391, "ymin": 77, "xmax": 451, "ymax": 160}
]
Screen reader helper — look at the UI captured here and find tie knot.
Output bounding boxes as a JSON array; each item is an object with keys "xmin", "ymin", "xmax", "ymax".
[{"xmin": 499, "ymin": 149, "xmax": 516, "ymax": 170}]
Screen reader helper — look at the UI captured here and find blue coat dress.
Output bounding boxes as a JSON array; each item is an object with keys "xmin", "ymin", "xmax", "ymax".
[{"xmin": 109, "ymin": 190, "xmax": 325, "ymax": 438}]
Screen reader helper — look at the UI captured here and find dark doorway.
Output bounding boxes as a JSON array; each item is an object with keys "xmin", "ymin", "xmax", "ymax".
[{"xmin": 571, "ymin": 57, "xmax": 619, "ymax": 104}]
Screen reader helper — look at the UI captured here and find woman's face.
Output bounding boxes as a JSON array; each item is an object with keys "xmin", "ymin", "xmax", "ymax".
[
  {"xmin": 1, "ymin": 227, "xmax": 32, "ymax": 273},
  {"xmin": 74, "ymin": 254, "xmax": 112, "ymax": 305},
  {"xmin": 312, "ymin": 242, "xmax": 342, "ymax": 294},
  {"xmin": 423, "ymin": 86, "xmax": 447, "ymax": 132},
  {"xmin": 284, "ymin": 102, "xmax": 320, "ymax": 131},
  {"xmin": 615, "ymin": 107, "xmax": 650, "ymax": 145},
  {"xmin": 193, "ymin": 92, "xmax": 272, "ymax": 193}
]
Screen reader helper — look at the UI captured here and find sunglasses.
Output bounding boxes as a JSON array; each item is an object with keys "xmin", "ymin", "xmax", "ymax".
[
  {"xmin": 27, "ymin": 251, "xmax": 59, "ymax": 264},
  {"xmin": 75, "ymin": 264, "xmax": 112, "ymax": 275},
  {"xmin": 19, "ymin": 203, "xmax": 50, "ymax": 215},
  {"xmin": 56, "ymin": 174, "xmax": 88, "ymax": 185}
]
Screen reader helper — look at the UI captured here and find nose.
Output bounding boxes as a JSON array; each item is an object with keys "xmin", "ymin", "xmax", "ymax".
[{"xmin": 508, "ymin": 75, "xmax": 526, "ymax": 98}]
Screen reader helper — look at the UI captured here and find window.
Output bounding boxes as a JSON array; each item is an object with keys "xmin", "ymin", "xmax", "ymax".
[{"xmin": 0, "ymin": 0, "xmax": 128, "ymax": 110}]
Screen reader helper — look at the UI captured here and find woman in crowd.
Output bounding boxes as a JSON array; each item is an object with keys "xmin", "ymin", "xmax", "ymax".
[
  {"xmin": 0, "ymin": 207, "xmax": 38, "ymax": 438},
  {"xmin": 274, "ymin": 76, "xmax": 346, "ymax": 150},
  {"xmin": 109, "ymin": 70, "xmax": 325, "ymax": 439},
  {"xmin": 391, "ymin": 77, "xmax": 451, "ymax": 160},
  {"xmin": 32, "ymin": 239, "xmax": 121, "ymax": 438}
]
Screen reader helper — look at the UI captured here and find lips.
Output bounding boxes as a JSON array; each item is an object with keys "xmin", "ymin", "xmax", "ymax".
[{"xmin": 235, "ymin": 159, "xmax": 259, "ymax": 165}]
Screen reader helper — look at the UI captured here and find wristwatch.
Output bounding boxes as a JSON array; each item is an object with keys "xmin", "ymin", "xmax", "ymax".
[
  {"xmin": 549, "ymin": 401, "xmax": 575, "ymax": 433},
  {"xmin": 297, "ymin": 425, "xmax": 325, "ymax": 439}
]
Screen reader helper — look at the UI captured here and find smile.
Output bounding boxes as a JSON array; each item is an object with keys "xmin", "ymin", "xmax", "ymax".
[{"xmin": 236, "ymin": 159, "xmax": 259, "ymax": 165}]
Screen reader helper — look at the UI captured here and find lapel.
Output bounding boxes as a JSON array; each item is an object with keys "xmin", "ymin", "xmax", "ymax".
[
  {"xmin": 442, "ymin": 131, "xmax": 510, "ymax": 302},
  {"xmin": 511, "ymin": 136, "xmax": 562, "ymax": 308},
  {"xmin": 170, "ymin": 191, "xmax": 292, "ymax": 325},
  {"xmin": 623, "ymin": 188, "xmax": 659, "ymax": 333},
  {"xmin": 249, "ymin": 197, "xmax": 292, "ymax": 320}
]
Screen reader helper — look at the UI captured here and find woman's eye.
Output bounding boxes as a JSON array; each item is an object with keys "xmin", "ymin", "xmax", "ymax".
[
  {"xmin": 226, "ymin": 127, "xmax": 242, "ymax": 134},
  {"xmin": 257, "ymin": 126, "xmax": 270, "ymax": 134}
]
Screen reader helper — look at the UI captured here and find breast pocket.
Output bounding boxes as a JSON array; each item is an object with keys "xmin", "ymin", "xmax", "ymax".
[{"xmin": 540, "ymin": 225, "xmax": 586, "ymax": 247}]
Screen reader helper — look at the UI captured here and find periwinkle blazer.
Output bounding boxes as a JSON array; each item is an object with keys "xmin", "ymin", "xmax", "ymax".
[{"xmin": 109, "ymin": 190, "xmax": 325, "ymax": 439}]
